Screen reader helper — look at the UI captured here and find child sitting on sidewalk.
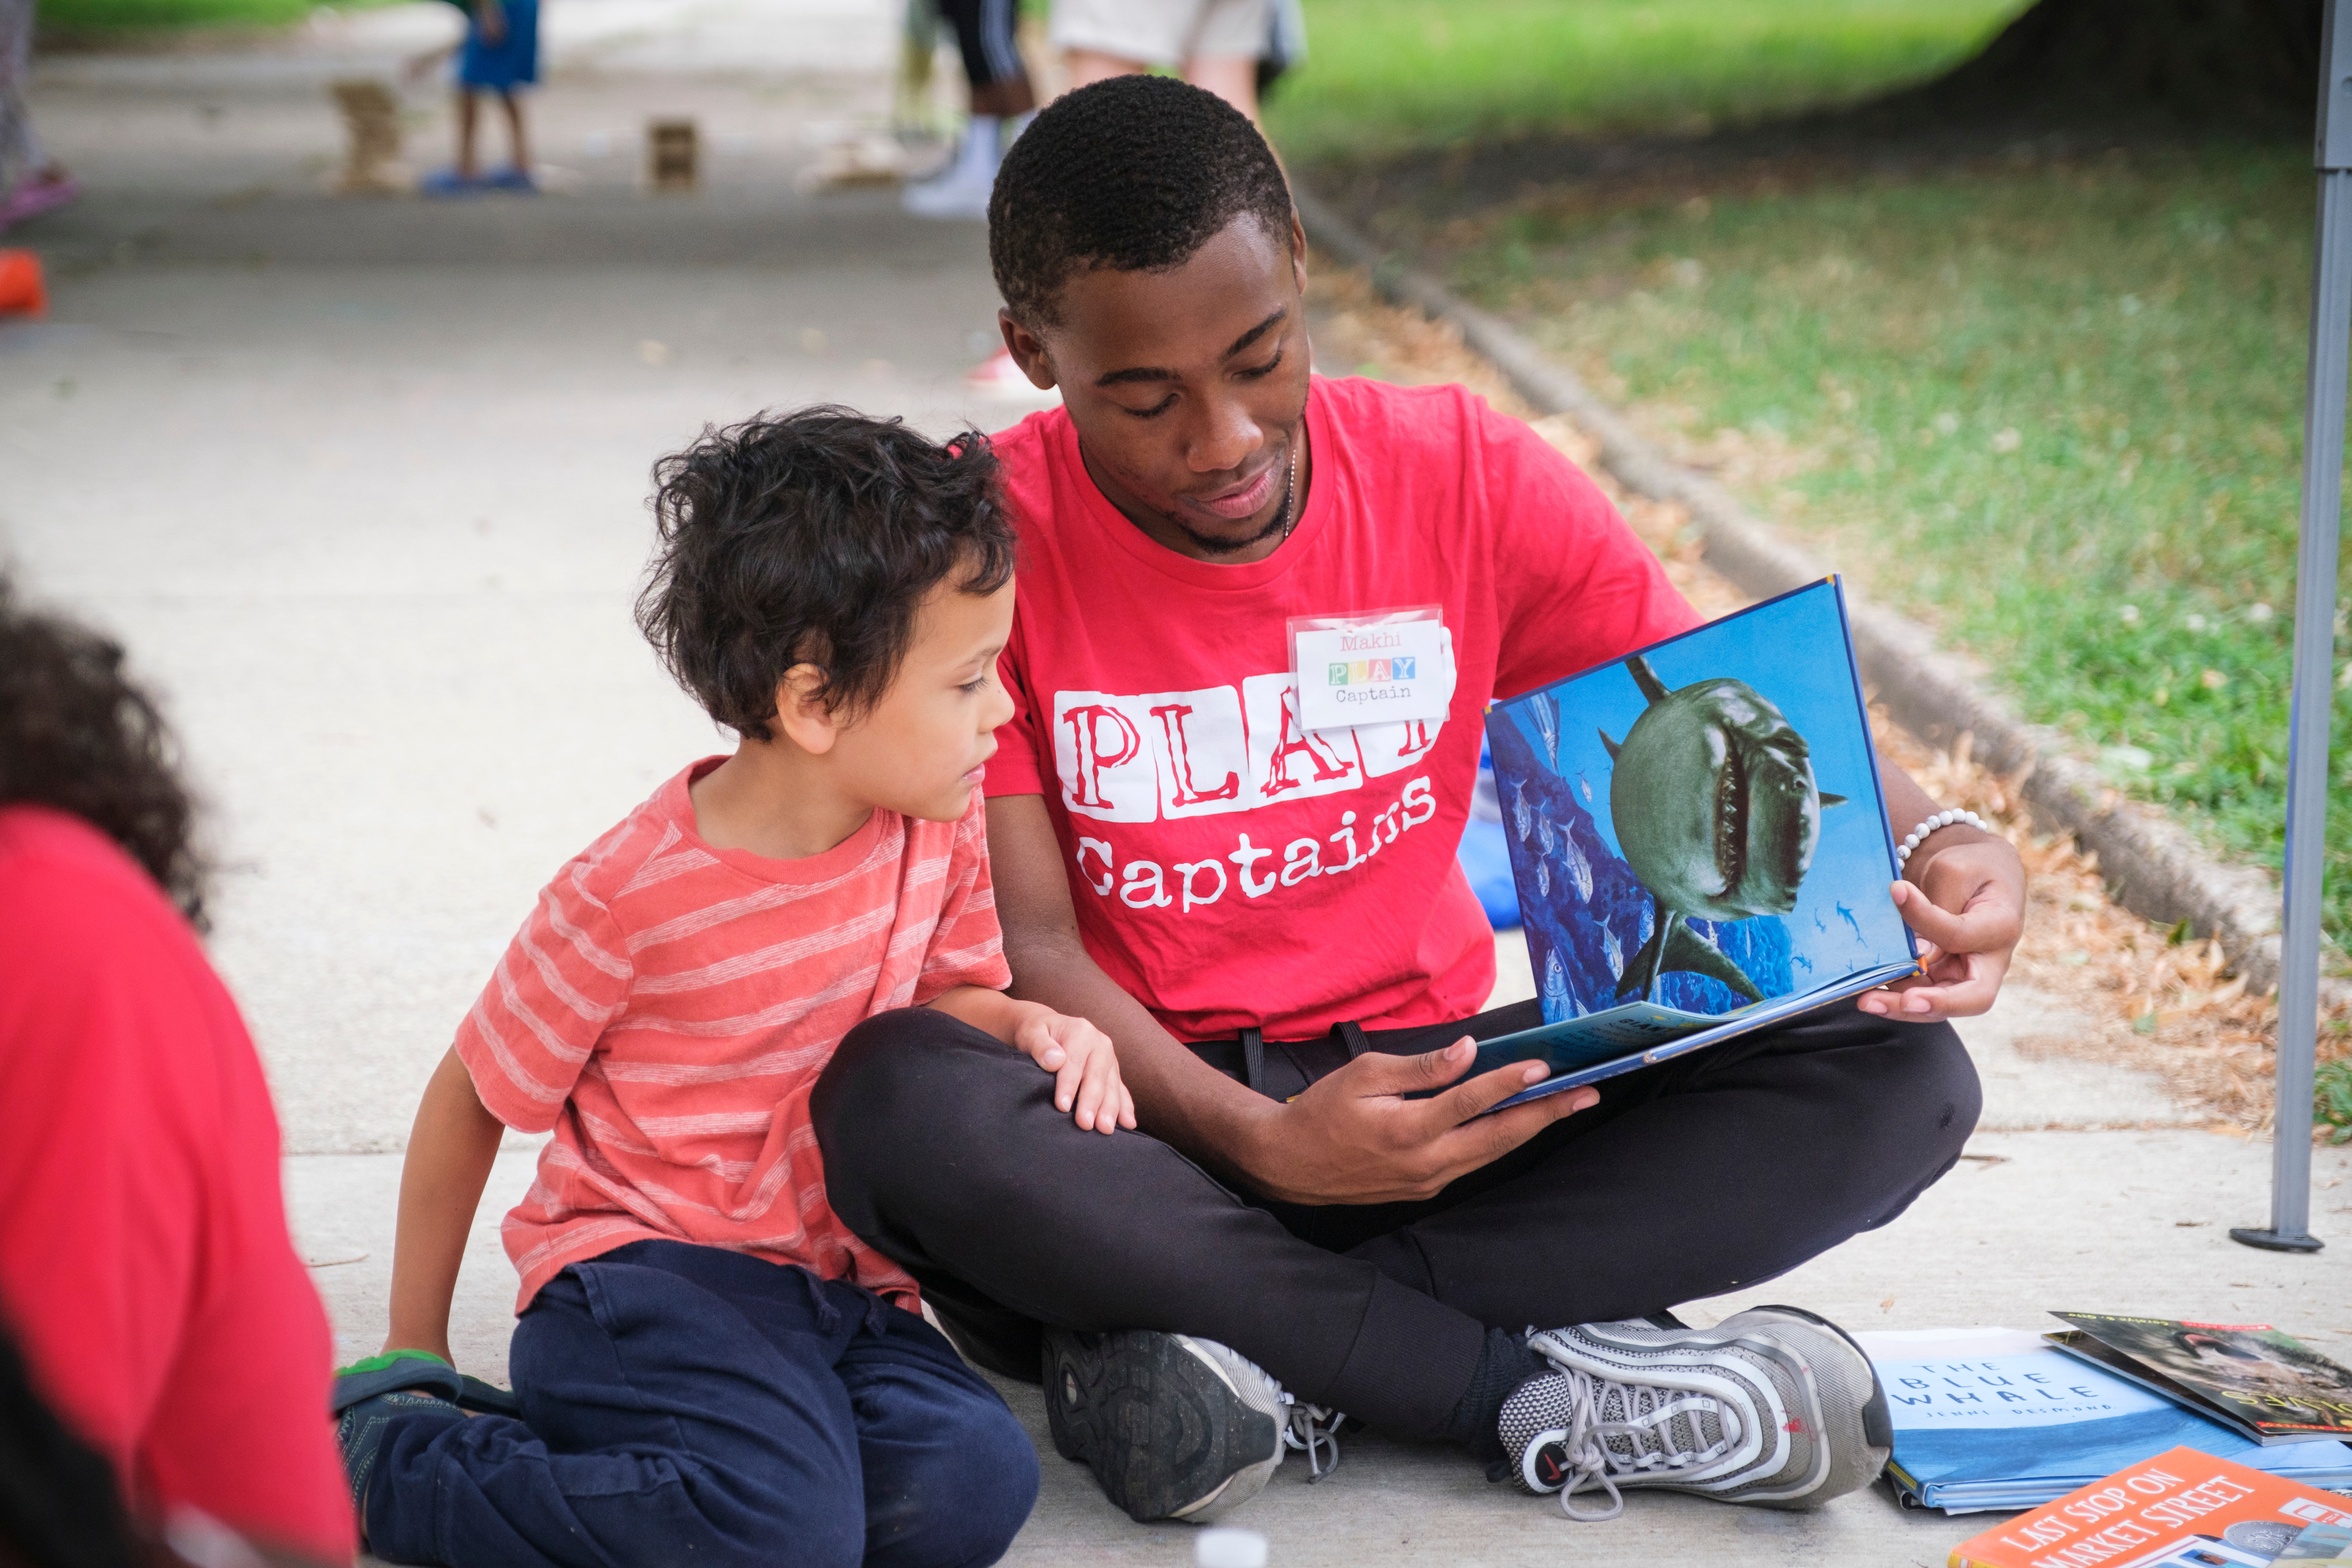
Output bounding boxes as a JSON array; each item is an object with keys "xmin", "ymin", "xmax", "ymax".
[{"xmin": 332, "ymin": 407, "xmax": 1132, "ymax": 1567}]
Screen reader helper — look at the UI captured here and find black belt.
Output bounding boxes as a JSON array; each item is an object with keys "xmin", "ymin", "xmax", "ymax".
[{"xmin": 1202, "ymin": 1019, "xmax": 1376, "ymax": 1101}]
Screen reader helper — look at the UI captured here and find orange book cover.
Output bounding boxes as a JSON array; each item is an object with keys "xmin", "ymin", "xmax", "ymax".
[{"xmin": 1950, "ymin": 1446, "xmax": 2352, "ymax": 1567}]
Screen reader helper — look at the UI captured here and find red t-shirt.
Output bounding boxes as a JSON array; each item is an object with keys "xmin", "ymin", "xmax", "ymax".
[
  {"xmin": 986, "ymin": 376, "xmax": 1700, "ymax": 1041},
  {"xmin": 456, "ymin": 762, "xmax": 1010, "ymax": 1315},
  {"xmin": 0, "ymin": 805, "xmax": 354, "ymax": 1562}
]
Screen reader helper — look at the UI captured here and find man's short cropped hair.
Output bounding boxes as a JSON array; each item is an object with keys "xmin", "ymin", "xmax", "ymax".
[
  {"xmin": 988, "ymin": 74, "xmax": 1295, "ymax": 328},
  {"xmin": 636, "ymin": 407, "xmax": 1016, "ymax": 741}
]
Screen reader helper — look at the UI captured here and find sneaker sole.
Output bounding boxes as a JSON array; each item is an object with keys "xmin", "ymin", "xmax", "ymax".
[{"xmin": 1042, "ymin": 1329, "xmax": 1283, "ymax": 1523}]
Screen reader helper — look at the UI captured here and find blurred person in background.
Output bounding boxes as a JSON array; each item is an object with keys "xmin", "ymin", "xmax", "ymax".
[
  {"xmin": 964, "ymin": 0, "xmax": 1298, "ymax": 391},
  {"xmin": 904, "ymin": 0, "xmax": 1036, "ymax": 222},
  {"xmin": 0, "ymin": 0, "xmax": 79, "ymax": 232},
  {"xmin": 1050, "ymin": 0, "xmax": 1272, "ymax": 126},
  {"xmin": 0, "ymin": 1324, "xmax": 335, "ymax": 1566},
  {"xmin": 0, "ymin": 577, "xmax": 354, "ymax": 1563},
  {"xmin": 407, "ymin": 0, "xmax": 539, "ymax": 193}
]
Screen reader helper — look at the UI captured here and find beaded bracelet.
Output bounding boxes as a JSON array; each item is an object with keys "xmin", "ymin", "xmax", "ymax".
[{"xmin": 1897, "ymin": 808, "xmax": 1993, "ymax": 863}]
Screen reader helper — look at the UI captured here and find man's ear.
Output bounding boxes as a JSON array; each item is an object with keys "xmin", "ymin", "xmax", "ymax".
[
  {"xmin": 1289, "ymin": 211, "xmax": 1309, "ymax": 297},
  {"xmin": 999, "ymin": 307, "xmax": 1058, "ymax": 390},
  {"xmin": 770, "ymin": 664, "xmax": 842, "ymax": 755}
]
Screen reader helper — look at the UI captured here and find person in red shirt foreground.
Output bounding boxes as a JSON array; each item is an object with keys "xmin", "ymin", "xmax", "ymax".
[
  {"xmin": 812, "ymin": 76, "xmax": 2028, "ymax": 1527},
  {"xmin": 0, "ymin": 579, "xmax": 355, "ymax": 1563},
  {"xmin": 336, "ymin": 410, "xmax": 1127, "ymax": 1565}
]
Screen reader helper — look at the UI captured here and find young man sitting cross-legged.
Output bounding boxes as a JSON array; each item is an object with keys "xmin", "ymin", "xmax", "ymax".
[{"xmin": 812, "ymin": 77, "xmax": 2024, "ymax": 1526}]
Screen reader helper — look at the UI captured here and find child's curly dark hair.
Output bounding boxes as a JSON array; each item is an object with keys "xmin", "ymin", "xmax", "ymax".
[
  {"xmin": 636, "ymin": 407, "xmax": 1018, "ymax": 740},
  {"xmin": 0, "ymin": 575, "xmax": 209, "ymax": 930}
]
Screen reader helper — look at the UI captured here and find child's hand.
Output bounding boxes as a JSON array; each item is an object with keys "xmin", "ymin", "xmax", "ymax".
[
  {"xmin": 476, "ymin": 0, "xmax": 507, "ymax": 44},
  {"xmin": 1010, "ymin": 1005, "xmax": 1134, "ymax": 1135},
  {"xmin": 921, "ymin": 988, "xmax": 1135, "ymax": 1134}
]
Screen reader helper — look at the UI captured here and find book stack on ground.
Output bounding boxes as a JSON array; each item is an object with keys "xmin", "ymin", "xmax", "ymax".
[{"xmin": 1857, "ymin": 1328, "xmax": 2352, "ymax": 1515}]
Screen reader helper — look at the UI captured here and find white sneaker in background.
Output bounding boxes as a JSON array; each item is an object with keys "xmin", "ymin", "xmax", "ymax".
[{"xmin": 903, "ymin": 117, "xmax": 1000, "ymax": 220}]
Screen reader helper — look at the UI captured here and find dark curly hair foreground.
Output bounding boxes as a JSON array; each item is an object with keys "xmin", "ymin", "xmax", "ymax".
[
  {"xmin": 0, "ymin": 576, "xmax": 209, "ymax": 929},
  {"xmin": 989, "ymin": 73, "xmax": 1295, "ymax": 328},
  {"xmin": 636, "ymin": 407, "xmax": 1017, "ymax": 741}
]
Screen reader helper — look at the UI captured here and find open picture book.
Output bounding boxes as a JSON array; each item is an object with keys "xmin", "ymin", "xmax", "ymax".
[{"xmin": 1475, "ymin": 576, "xmax": 1921, "ymax": 1114}]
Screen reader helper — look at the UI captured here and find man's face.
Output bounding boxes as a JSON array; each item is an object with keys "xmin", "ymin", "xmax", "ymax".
[{"xmin": 1001, "ymin": 213, "xmax": 1312, "ymax": 561}]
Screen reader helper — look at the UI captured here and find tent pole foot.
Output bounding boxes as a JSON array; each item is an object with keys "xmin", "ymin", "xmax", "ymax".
[{"xmin": 2227, "ymin": 1226, "xmax": 2325, "ymax": 1253}]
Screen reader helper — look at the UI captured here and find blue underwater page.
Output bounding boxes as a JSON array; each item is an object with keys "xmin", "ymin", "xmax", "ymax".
[{"xmin": 1474, "ymin": 578, "xmax": 1918, "ymax": 1106}]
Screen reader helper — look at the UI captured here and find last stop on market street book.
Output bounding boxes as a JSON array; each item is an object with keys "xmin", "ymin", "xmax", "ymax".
[{"xmin": 1947, "ymin": 1447, "xmax": 2352, "ymax": 1568}]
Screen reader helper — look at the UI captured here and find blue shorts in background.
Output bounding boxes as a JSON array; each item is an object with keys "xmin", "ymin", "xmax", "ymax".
[{"xmin": 458, "ymin": 0, "xmax": 538, "ymax": 91}]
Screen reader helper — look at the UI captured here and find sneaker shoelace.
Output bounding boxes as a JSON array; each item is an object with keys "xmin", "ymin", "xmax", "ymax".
[
  {"xmin": 1540, "ymin": 1366, "xmax": 1744, "ymax": 1521},
  {"xmin": 1281, "ymin": 1396, "xmax": 1344, "ymax": 1481}
]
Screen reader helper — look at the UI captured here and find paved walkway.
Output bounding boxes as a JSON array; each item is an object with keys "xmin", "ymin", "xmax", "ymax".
[{"xmin": 5, "ymin": 10, "xmax": 2347, "ymax": 1562}]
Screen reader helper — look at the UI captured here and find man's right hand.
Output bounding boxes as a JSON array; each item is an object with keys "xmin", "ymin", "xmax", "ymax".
[
  {"xmin": 1238, "ymin": 1041, "xmax": 1598, "ymax": 1205},
  {"xmin": 986, "ymin": 792, "xmax": 1602, "ymax": 1206}
]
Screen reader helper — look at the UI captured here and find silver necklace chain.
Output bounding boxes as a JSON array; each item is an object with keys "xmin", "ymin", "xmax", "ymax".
[{"xmin": 1279, "ymin": 445, "xmax": 1301, "ymax": 543}]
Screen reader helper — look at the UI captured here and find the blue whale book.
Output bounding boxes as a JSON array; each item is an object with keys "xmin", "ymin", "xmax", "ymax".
[
  {"xmin": 1475, "ymin": 576, "xmax": 1921, "ymax": 1113},
  {"xmin": 1857, "ymin": 1328, "xmax": 2352, "ymax": 1515}
]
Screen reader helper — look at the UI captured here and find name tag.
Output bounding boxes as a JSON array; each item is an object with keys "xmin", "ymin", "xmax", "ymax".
[{"xmin": 1290, "ymin": 612, "xmax": 1453, "ymax": 732}]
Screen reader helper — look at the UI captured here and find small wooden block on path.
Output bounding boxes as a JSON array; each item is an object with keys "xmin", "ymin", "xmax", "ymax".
[{"xmin": 648, "ymin": 118, "xmax": 699, "ymax": 191}]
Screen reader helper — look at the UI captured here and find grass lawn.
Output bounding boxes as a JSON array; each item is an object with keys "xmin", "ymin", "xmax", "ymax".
[
  {"xmin": 40, "ymin": 0, "xmax": 402, "ymax": 34},
  {"xmin": 1265, "ymin": 0, "xmax": 2027, "ymax": 165},
  {"xmin": 1434, "ymin": 145, "xmax": 2352, "ymax": 941}
]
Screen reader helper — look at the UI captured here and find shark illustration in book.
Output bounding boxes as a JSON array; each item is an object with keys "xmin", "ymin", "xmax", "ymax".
[
  {"xmin": 1597, "ymin": 654, "xmax": 1847, "ymax": 1003},
  {"xmin": 1463, "ymin": 578, "xmax": 1920, "ymax": 1115}
]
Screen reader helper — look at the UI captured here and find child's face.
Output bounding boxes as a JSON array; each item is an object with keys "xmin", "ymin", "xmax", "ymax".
[{"xmin": 831, "ymin": 574, "xmax": 1017, "ymax": 823}]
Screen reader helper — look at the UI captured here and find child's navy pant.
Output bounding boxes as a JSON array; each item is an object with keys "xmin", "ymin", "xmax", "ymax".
[{"xmin": 363, "ymin": 1239, "xmax": 1039, "ymax": 1568}]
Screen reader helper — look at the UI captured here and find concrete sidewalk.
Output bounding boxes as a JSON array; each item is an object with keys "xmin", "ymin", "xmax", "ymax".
[
  {"xmin": 8, "ymin": 15, "xmax": 1052, "ymax": 1156},
  {"xmin": 287, "ymin": 1126, "xmax": 2351, "ymax": 1566},
  {"xmin": 7, "ymin": 9, "xmax": 2346, "ymax": 1562}
]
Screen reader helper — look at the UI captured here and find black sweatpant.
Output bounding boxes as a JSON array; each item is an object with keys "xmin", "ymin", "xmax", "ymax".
[
  {"xmin": 812, "ymin": 998, "xmax": 1979, "ymax": 1443},
  {"xmin": 937, "ymin": 0, "xmax": 1024, "ymax": 89}
]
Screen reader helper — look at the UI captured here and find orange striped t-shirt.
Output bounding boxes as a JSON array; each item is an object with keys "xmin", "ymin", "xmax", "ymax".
[{"xmin": 455, "ymin": 757, "xmax": 1010, "ymax": 1313}]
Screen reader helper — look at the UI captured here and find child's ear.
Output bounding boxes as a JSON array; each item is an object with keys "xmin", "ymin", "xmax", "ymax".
[{"xmin": 771, "ymin": 665, "xmax": 841, "ymax": 755}]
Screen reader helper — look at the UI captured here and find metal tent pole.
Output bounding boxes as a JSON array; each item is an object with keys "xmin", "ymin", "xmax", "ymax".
[{"xmin": 2231, "ymin": 0, "xmax": 2351, "ymax": 1255}]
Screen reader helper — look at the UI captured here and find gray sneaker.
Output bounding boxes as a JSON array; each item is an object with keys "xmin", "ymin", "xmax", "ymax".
[
  {"xmin": 1044, "ymin": 1328, "xmax": 1318, "ymax": 1523},
  {"xmin": 1500, "ymin": 1306, "xmax": 1892, "ymax": 1520}
]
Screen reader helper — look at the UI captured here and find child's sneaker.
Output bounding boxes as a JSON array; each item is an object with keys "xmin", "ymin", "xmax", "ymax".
[
  {"xmin": 482, "ymin": 166, "xmax": 538, "ymax": 193},
  {"xmin": 1500, "ymin": 1306, "xmax": 1891, "ymax": 1521},
  {"xmin": 336, "ymin": 1389, "xmax": 464, "ymax": 1530},
  {"xmin": 1043, "ymin": 1328, "xmax": 1297, "ymax": 1523},
  {"xmin": 0, "ymin": 172, "xmax": 80, "ymax": 231}
]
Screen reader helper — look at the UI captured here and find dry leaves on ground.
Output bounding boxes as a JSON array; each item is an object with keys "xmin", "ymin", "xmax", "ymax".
[{"xmin": 1307, "ymin": 269, "xmax": 2342, "ymax": 1133}]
